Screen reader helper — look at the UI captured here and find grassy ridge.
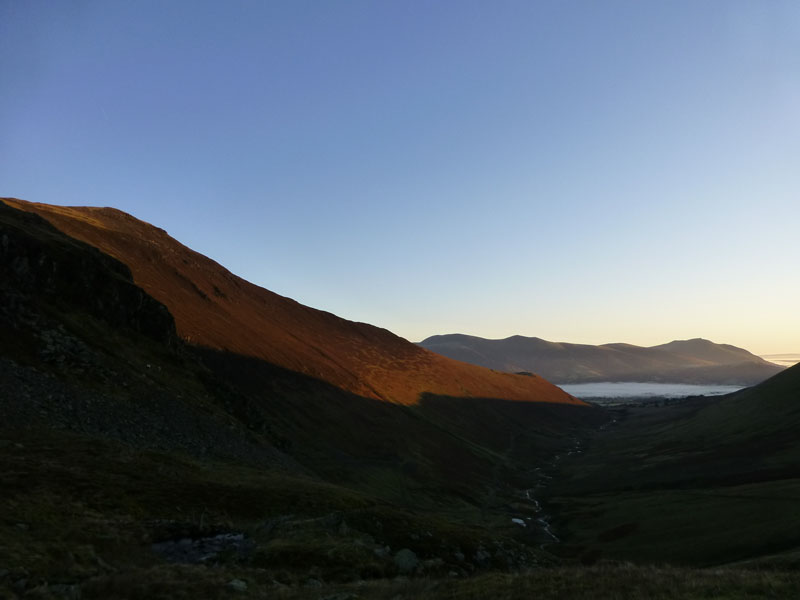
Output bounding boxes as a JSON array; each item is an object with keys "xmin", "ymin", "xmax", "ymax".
[{"xmin": 549, "ymin": 372, "xmax": 800, "ymax": 566}]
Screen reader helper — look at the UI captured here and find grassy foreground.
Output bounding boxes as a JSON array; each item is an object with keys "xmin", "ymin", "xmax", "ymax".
[
  {"xmin": 0, "ymin": 425, "xmax": 549, "ymax": 599},
  {"xmin": 6, "ymin": 563, "xmax": 800, "ymax": 599},
  {"xmin": 2, "ymin": 423, "xmax": 799, "ymax": 600}
]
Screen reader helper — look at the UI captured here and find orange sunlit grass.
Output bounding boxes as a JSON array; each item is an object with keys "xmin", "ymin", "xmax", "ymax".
[{"xmin": 4, "ymin": 197, "xmax": 582, "ymax": 407}]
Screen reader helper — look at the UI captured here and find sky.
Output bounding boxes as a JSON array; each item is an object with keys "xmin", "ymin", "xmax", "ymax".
[{"xmin": 2, "ymin": 1, "xmax": 799, "ymax": 354}]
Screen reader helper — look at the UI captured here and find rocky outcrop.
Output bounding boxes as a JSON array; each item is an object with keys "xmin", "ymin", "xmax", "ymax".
[
  {"xmin": 0, "ymin": 201, "xmax": 297, "ymax": 470},
  {"xmin": 0, "ymin": 201, "xmax": 175, "ymax": 345}
]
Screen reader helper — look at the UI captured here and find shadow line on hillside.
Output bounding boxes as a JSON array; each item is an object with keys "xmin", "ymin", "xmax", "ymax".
[{"xmin": 193, "ymin": 346, "xmax": 607, "ymax": 504}]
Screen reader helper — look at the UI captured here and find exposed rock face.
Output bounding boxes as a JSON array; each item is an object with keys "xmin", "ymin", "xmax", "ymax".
[
  {"xmin": 0, "ymin": 201, "xmax": 175, "ymax": 345},
  {"xmin": 0, "ymin": 200, "xmax": 296, "ymax": 470}
]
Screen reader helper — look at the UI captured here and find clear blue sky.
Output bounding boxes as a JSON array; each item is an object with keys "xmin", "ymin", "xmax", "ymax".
[{"xmin": 2, "ymin": 1, "xmax": 799, "ymax": 354}]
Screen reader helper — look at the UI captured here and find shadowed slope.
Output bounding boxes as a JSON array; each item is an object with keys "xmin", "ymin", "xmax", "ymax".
[
  {"xmin": 3, "ymin": 198, "xmax": 579, "ymax": 406},
  {"xmin": 420, "ymin": 334, "xmax": 783, "ymax": 385},
  {"xmin": 549, "ymin": 362, "xmax": 800, "ymax": 565},
  {"xmin": 1, "ymin": 197, "xmax": 601, "ymax": 506},
  {"xmin": 1, "ymin": 197, "xmax": 604, "ymax": 589}
]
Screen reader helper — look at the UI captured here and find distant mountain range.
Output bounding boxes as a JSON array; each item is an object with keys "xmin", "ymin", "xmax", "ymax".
[{"xmin": 418, "ymin": 334, "xmax": 784, "ymax": 385}]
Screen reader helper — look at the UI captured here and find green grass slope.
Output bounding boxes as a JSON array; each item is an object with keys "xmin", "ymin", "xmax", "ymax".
[{"xmin": 548, "ymin": 364, "xmax": 800, "ymax": 566}]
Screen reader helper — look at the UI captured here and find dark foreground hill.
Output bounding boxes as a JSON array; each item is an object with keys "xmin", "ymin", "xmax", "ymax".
[
  {"xmin": 1, "ymin": 198, "xmax": 608, "ymax": 597},
  {"xmin": 419, "ymin": 333, "xmax": 783, "ymax": 385}
]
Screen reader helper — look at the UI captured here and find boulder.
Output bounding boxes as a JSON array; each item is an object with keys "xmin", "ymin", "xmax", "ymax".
[{"xmin": 394, "ymin": 548, "xmax": 419, "ymax": 573}]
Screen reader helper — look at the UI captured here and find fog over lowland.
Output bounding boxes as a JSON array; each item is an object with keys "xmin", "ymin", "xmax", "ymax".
[{"xmin": 559, "ymin": 382, "xmax": 744, "ymax": 400}]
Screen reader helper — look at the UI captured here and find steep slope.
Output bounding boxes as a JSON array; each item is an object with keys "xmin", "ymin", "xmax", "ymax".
[
  {"xmin": 664, "ymin": 360, "xmax": 800, "ymax": 462},
  {"xmin": 0, "ymin": 198, "xmax": 293, "ymax": 468},
  {"xmin": 420, "ymin": 333, "xmax": 783, "ymax": 385},
  {"xmin": 2, "ymin": 198, "xmax": 606, "ymax": 594},
  {"xmin": 3, "ymin": 198, "xmax": 579, "ymax": 407}
]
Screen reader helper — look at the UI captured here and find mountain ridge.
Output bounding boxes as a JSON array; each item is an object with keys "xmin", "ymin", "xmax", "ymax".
[
  {"xmin": 419, "ymin": 333, "xmax": 783, "ymax": 385},
  {"xmin": 1, "ymin": 197, "xmax": 605, "ymax": 579},
  {"xmin": 2, "ymin": 197, "xmax": 581, "ymax": 406}
]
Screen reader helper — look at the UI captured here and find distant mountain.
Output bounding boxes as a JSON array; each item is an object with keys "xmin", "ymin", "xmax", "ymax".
[{"xmin": 418, "ymin": 334, "xmax": 784, "ymax": 385}]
